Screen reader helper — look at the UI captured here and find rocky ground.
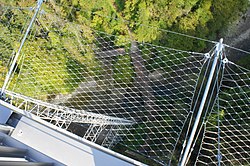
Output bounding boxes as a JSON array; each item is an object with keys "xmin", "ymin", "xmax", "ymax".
[{"xmin": 225, "ymin": 7, "xmax": 250, "ymax": 62}]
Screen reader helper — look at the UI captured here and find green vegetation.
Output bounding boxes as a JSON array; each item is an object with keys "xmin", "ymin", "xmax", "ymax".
[
  {"xmin": 0, "ymin": 0, "xmax": 250, "ymax": 165},
  {"xmin": 1, "ymin": 0, "xmax": 249, "ymax": 95},
  {"xmin": 43, "ymin": 0, "xmax": 248, "ymax": 50}
]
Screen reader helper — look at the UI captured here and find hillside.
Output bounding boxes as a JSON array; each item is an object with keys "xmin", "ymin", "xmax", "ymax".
[{"xmin": 0, "ymin": 0, "xmax": 250, "ymax": 165}]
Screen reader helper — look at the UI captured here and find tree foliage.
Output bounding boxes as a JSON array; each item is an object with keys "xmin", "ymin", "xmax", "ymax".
[
  {"xmin": 0, "ymin": 1, "xmax": 249, "ymax": 165},
  {"xmin": 0, "ymin": 0, "xmax": 248, "ymax": 109}
]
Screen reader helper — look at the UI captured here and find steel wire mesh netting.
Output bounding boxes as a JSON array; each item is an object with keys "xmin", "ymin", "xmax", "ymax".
[
  {"xmin": 0, "ymin": 4, "xmax": 35, "ymax": 88},
  {"xmin": 0, "ymin": 4, "xmax": 205, "ymax": 164},
  {"xmin": 1, "ymin": 2, "xmax": 250, "ymax": 166},
  {"xmin": 197, "ymin": 63, "xmax": 250, "ymax": 166}
]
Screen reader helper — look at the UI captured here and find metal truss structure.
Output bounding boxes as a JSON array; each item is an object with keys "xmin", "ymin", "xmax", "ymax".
[
  {"xmin": 0, "ymin": 1, "xmax": 250, "ymax": 165},
  {"xmin": 5, "ymin": 90, "xmax": 133, "ymax": 128}
]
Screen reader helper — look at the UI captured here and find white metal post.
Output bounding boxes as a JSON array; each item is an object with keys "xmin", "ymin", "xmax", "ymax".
[
  {"xmin": 0, "ymin": 0, "xmax": 44, "ymax": 96},
  {"xmin": 179, "ymin": 39, "xmax": 224, "ymax": 166}
]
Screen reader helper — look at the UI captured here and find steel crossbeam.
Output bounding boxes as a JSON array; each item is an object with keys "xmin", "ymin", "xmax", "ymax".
[{"xmin": 5, "ymin": 90, "xmax": 134, "ymax": 126}]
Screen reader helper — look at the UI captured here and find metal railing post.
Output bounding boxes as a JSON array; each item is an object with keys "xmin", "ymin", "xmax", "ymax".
[
  {"xmin": 1, "ymin": 0, "xmax": 44, "ymax": 97},
  {"xmin": 179, "ymin": 39, "xmax": 224, "ymax": 166}
]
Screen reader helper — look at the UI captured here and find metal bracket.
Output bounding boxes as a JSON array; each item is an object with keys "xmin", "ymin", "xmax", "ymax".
[
  {"xmin": 204, "ymin": 53, "xmax": 210, "ymax": 59},
  {"xmin": 222, "ymin": 58, "xmax": 228, "ymax": 64}
]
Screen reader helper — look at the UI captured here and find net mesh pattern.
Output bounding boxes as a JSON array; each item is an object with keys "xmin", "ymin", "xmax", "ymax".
[
  {"xmin": 197, "ymin": 63, "xmax": 250, "ymax": 165},
  {"xmin": 0, "ymin": 5, "xmax": 34, "ymax": 88},
  {"xmin": 0, "ymin": 3, "xmax": 250, "ymax": 166}
]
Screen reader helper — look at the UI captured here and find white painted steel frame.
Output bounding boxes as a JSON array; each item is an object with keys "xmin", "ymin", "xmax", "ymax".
[
  {"xmin": 0, "ymin": 99, "xmax": 146, "ymax": 166},
  {"xmin": 5, "ymin": 90, "xmax": 134, "ymax": 126},
  {"xmin": 179, "ymin": 39, "xmax": 224, "ymax": 166}
]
